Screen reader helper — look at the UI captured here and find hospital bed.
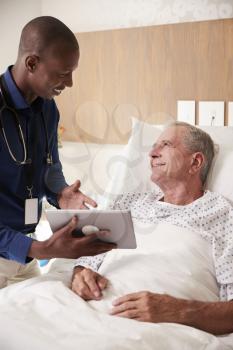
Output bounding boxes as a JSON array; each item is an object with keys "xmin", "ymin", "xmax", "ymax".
[{"xmin": 0, "ymin": 120, "xmax": 233, "ymax": 350}]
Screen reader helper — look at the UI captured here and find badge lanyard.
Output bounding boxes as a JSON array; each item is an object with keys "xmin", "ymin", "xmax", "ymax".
[{"xmin": 0, "ymin": 74, "xmax": 53, "ymax": 225}]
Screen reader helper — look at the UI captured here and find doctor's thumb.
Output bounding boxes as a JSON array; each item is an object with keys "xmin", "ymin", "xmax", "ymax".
[
  {"xmin": 72, "ymin": 179, "xmax": 81, "ymax": 191},
  {"xmin": 62, "ymin": 216, "xmax": 78, "ymax": 236}
]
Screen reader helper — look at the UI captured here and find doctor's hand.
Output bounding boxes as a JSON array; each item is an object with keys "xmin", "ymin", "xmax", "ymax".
[
  {"xmin": 110, "ymin": 291, "xmax": 187, "ymax": 324},
  {"xmin": 58, "ymin": 180, "xmax": 97, "ymax": 209},
  {"xmin": 71, "ymin": 266, "xmax": 108, "ymax": 300},
  {"xmin": 29, "ymin": 216, "xmax": 116, "ymax": 260}
]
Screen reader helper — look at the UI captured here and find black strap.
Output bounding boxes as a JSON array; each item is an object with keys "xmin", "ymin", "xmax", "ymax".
[
  {"xmin": 0, "ymin": 74, "xmax": 39, "ymax": 197},
  {"xmin": 0, "ymin": 77, "xmax": 4, "ymax": 105},
  {"xmin": 0, "ymin": 73, "xmax": 53, "ymax": 198},
  {"xmin": 0, "ymin": 74, "xmax": 26, "ymax": 152},
  {"xmin": 0, "ymin": 75, "xmax": 14, "ymax": 107},
  {"xmin": 24, "ymin": 116, "xmax": 39, "ymax": 196}
]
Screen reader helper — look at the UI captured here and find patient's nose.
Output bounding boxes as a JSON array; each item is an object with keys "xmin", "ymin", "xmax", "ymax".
[{"xmin": 149, "ymin": 145, "xmax": 160, "ymax": 158}]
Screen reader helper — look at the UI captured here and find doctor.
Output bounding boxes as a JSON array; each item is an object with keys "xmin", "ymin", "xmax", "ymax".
[{"xmin": 0, "ymin": 16, "xmax": 114, "ymax": 288}]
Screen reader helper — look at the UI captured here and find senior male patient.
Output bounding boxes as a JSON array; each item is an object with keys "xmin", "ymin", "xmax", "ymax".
[{"xmin": 71, "ymin": 122, "xmax": 233, "ymax": 335}]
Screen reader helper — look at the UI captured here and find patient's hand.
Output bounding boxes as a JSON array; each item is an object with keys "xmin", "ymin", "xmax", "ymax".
[
  {"xmin": 111, "ymin": 292, "xmax": 233, "ymax": 335},
  {"xmin": 71, "ymin": 266, "xmax": 108, "ymax": 300},
  {"xmin": 110, "ymin": 291, "xmax": 187, "ymax": 323}
]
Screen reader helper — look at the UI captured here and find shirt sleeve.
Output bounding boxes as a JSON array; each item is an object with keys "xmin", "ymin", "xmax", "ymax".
[
  {"xmin": 0, "ymin": 223, "xmax": 33, "ymax": 264},
  {"xmin": 219, "ymin": 283, "xmax": 233, "ymax": 301},
  {"xmin": 44, "ymin": 162, "xmax": 68, "ymax": 202},
  {"xmin": 74, "ymin": 253, "xmax": 107, "ymax": 272},
  {"xmin": 212, "ymin": 199, "xmax": 233, "ymax": 287}
]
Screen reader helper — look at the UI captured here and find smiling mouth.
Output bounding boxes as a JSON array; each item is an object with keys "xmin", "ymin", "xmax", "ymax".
[
  {"xmin": 151, "ymin": 163, "xmax": 166, "ymax": 167},
  {"xmin": 53, "ymin": 88, "xmax": 63, "ymax": 95}
]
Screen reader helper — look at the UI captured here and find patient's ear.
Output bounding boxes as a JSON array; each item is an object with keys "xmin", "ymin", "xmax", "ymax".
[{"xmin": 189, "ymin": 152, "xmax": 205, "ymax": 174}]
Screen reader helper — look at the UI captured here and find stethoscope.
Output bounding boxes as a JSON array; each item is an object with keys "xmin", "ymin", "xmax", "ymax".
[{"xmin": 0, "ymin": 75, "xmax": 53, "ymax": 166}]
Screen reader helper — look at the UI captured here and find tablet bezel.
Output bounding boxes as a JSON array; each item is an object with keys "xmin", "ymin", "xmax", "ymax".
[{"xmin": 45, "ymin": 209, "xmax": 137, "ymax": 249}]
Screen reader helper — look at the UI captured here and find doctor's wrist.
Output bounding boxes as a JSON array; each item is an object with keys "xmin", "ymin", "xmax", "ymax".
[{"xmin": 28, "ymin": 240, "xmax": 49, "ymax": 260}]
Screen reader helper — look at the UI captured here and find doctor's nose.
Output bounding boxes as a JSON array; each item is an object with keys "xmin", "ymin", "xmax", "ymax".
[{"xmin": 64, "ymin": 73, "xmax": 73, "ymax": 88}]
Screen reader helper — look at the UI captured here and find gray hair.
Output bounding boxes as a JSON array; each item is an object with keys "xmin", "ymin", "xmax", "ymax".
[{"xmin": 166, "ymin": 122, "xmax": 215, "ymax": 184}]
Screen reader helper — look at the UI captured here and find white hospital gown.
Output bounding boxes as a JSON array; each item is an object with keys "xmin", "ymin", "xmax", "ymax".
[{"xmin": 75, "ymin": 190, "xmax": 233, "ymax": 301}]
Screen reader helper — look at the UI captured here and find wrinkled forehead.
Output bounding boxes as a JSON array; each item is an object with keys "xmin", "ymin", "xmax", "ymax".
[{"xmin": 156, "ymin": 126, "xmax": 187, "ymax": 144}]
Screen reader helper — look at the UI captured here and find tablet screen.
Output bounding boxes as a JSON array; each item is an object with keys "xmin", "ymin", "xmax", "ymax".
[{"xmin": 45, "ymin": 209, "xmax": 137, "ymax": 249}]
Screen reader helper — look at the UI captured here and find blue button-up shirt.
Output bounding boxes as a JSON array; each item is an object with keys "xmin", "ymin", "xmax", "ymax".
[{"xmin": 0, "ymin": 67, "xmax": 67, "ymax": 264}]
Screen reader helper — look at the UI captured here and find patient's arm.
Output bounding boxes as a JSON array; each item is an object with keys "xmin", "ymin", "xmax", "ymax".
[
  {"xmin": 74, "ymin": 253, "xmax": 106, "ymax": 272},
  {"xmin": 71, "ymin": 193, "xmax": 133, "ymax": 299},
  {"xmin": 110, "ymin": 291, "xmax": 233, "ymax": 335},
  {"xmin": 71, "ymin": 266, "xmax": 108, "ymax": 300}
]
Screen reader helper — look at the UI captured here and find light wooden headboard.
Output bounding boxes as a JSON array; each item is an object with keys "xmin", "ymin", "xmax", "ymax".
[{"xmin": 55, "ymin": 18, "xmax": 233, "ymax": 144}]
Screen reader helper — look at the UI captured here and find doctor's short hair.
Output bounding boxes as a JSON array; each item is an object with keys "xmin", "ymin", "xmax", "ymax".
[
  {"xmin": 167, "ymin": 121, "xmax": 215, "ymax": 184},
  {"xmin": 18, "ymin": 16, "xmax": 79, "ymax": 57}
]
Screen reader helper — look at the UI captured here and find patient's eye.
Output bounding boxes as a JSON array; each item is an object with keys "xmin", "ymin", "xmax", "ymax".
[
  {"xmin": 161, "ymin": 140, "xmax": 172, "ymax": 147},
  {"xmin": 151, "ymin": 140, "xmax": 173, "ymax": 150}
]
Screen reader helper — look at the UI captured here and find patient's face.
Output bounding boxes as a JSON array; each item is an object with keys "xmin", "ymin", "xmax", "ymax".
[{"xmin": 149, "ymin": 126, "xmax": 193, "ymax": 185}]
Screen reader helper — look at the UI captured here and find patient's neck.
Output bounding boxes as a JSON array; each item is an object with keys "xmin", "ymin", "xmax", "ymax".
[{"xmin": 159, "ymin": 182, "xmax": 204, "ymax": 206}]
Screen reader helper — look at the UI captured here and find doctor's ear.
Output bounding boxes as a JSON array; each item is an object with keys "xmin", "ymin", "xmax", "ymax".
[{"xmin": 25, "ymin": 55, "xmax": 40, "ymax": 73}]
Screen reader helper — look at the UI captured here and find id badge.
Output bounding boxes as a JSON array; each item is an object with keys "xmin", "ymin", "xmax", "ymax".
[{"xmin": 25, "ymin": 198, "xmax": 38, "ymax": 225}]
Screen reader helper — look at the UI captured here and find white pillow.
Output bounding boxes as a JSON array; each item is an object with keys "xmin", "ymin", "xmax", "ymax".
[
  {"xmin": 207, "ymin": 146, "xmax": 233, "ymax": 201},
  {"xmin": 104, "ymin": 118, "xmax": 233, "ymax": 203},
  {"xmin": 104, "ymin": 118, "xmax": 161, "ymax": 202}
]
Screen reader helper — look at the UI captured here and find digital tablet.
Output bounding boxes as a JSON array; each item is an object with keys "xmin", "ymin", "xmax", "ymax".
[{"xmin": 45, "ymin": 209, "xmax": 137, "ymax": 249}]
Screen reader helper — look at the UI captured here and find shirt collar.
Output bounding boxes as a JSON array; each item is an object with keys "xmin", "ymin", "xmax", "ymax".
[{"xmin": 3, "ymin": 66, "xmax": 44, "ymax": 112}]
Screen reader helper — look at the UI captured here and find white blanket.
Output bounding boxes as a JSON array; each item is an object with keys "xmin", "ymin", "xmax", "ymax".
[{"xmin": 0, "ymin": 223, "xmax": 232, "ymax": 350}]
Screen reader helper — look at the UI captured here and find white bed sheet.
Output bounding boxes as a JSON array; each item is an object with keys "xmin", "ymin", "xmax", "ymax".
[{"xmin": 0, "ymin": 223, "xmax": 232, "ymax": 349}]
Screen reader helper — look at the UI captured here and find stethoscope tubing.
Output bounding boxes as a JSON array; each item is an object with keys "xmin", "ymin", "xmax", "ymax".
[{"xmin": 0, "ymin": 76, "xmax": 53, "ymax": 166}]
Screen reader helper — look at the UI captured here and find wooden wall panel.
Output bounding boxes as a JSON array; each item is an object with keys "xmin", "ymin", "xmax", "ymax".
[{"xmin": 55, "ymin": 19, "xmax": 233, "ymax": 143}]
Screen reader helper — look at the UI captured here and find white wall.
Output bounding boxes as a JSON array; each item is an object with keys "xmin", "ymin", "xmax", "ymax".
[
  {"xmin": 0, "ymin": 0, "xmax": 41, "ymax": 73},
  {"xmin": 41, "ymin": 0, "xmax": 233, "ymax": 33},
  {"xmin": 1, "ymin": 0, "xmax": 233, "ymax": 73}
]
